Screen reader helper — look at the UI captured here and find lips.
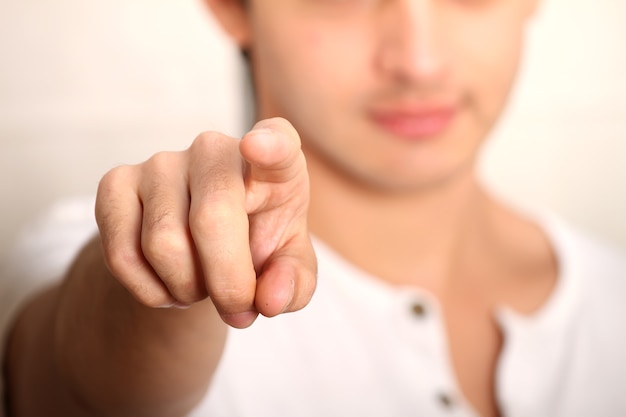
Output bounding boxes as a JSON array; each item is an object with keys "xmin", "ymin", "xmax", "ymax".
[{"xmin": 368, "ymin": 101, "xmax": 457, "ymax": 141}]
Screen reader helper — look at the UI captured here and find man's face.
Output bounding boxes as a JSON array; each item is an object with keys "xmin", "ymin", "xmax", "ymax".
[{"xmin": 243, "ymin": 0, "xmax": 534, "ymax": 192}]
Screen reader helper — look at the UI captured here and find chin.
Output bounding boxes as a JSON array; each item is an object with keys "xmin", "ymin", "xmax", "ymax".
[{"xmin": 344, "ymin": 160, "xmax": 477, "ymax": 196}]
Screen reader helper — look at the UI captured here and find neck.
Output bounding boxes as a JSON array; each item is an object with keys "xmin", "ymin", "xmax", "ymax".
[{"xmin": 307, "ymin": 153, "xmax": 491, "ymax": 288}]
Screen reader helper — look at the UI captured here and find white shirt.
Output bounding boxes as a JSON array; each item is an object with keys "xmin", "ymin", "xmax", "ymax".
[{"xmin": 2, "ymin": 197, "xmax": 626, "ymax": 416}]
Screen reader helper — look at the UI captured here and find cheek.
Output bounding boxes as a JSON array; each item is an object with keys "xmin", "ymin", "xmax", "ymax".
[
  {"xmin": 456, "ymin": 24, "xmax": 525, "ymax": 121},
  {"xmin": 296, "ymin": 26, "xmax": 368, "ymax": 92},
  {"xmin": 257, "ymin": 22, "xmax": 367, "ymax": 122}
]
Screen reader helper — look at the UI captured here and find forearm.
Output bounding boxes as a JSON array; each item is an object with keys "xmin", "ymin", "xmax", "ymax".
[{"xmin": 5, "ymin": 236, "xmax": 227, "ymax": 417}]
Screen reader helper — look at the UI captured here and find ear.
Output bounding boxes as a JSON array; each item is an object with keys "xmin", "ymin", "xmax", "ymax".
[{"xmin": 204, "ymin": 0, "xmax": 251, "ymax": 47}]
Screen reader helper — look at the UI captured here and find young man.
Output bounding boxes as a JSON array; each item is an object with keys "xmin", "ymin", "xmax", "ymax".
[{"xmin": 3, "ymin": 1, "xmax": 626, "ymax": 416}]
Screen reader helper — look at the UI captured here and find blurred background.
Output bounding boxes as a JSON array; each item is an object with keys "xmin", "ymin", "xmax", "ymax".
[{"xmin": 1, "ymin": 0, "xmax": 625, "ymax": 261}]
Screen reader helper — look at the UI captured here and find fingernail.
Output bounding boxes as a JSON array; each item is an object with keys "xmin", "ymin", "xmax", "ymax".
[
  {"xmin": 222, "ymin": 311, "xmax": 258, "ymax": 329},
  {"xmin": 155, "ymin": 301, "xmax": 190, "ymax": 310},
  {"xmin": 249, "ymin": 127, "xmax": 273, "ymax": 138},
  {"xmin": 281, "ymin": 278, "xmax": 296, "ymax": 314}
]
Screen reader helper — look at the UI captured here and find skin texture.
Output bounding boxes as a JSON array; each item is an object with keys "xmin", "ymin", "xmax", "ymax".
[
  {"xmin": 5, "ymin": 1, "xmax": 556, "ymax": 417},
  {"xmin": 5, "ymin": 118, "xmax": 317, "ymax": 417}
]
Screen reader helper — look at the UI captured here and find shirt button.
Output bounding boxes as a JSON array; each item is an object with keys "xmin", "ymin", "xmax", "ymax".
[
  {"xmin": 437, "ymin": 392, "xmax": 455, "ymax": 410},
  {"xmin": 410, "ymin": 301, "xmax": 427, "ymax": 318}
]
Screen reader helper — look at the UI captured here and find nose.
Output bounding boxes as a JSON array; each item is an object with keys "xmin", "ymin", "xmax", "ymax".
[{"xmin": 376, "ymin": 0, "xmax": 447, "ymax": 86}]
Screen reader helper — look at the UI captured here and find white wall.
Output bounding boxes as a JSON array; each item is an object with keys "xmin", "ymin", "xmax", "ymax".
[
  {"xmin": 480, "ymin": 0, "xmax": 626, "ymax": 250},
  {"xmin": 0, "ymin": 0, "xmax": 245, "ymax": 260},
  {"xmin": 1, "ymin": 0, "xmax": 625, "ymax": 261}
]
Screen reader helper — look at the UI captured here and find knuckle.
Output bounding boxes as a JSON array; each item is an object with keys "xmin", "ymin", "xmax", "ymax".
[
  {"xmin": 103, "ymin": 244, "xmax": 146, "ymax": 283},
  {"xmin": 189, "ymin": 200, "xmax": 238, "ymax": 235},
  {"xmin": 192, "ymin": 130, "xmax": 227, "ymax": 148},
  {"xmin": 146, "ymin": 150, "xmax": 179, "ymax": 170},
  {"xmin": 189, "ymin": 133, "xmax": 242, "ymax": 192},
  {"xmin": 95, "ymin": 166, "xmax": 133, "ymax": 216},
  {"xmin": 142, "ymin": 152, "xmax": 186, "ymax": 187},
  {"xmin": 98, "ymin": 164, "xmax": 134, "ymax": 192},
  {"xmin": 167, "ymin": 277, "xmax": 207, "ymax": 305},
  {"xmin": 101, "ymin": 242, "xmax": 174, "ymax": 308},
  {"xmin": 141, "ymin": 153, "xmax": 185, "ymax": 201},
  {"xmin": 140, "ymin": 232, "xmax": 207, "ymax": 304},
  {"xmin": 142, "ymin": 229, "xmax": 189, "ymax": 268},
  {"xmin": 130, "ymin": 284, "xmax": 172, "ymax": 308},
  {"xmin": 95, "ymin": 167, "xmax": 141, "ymax": 246},
  {"xmin": 191, "ymin": 131, "xmax": 233, "ymax": 159}
]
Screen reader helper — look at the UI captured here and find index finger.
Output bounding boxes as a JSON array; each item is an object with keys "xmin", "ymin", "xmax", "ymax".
[{"xmin": 239, "ymin": 117, "xmax": 305, "ymax": 185}]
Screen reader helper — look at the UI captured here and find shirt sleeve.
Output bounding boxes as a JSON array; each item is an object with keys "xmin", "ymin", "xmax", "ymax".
[{"xmin": 0, "ymin": 196, "xmax": 98, "ymax": 416}]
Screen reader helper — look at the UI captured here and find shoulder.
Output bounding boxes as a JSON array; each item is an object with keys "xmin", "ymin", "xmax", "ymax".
[
  {"xmin": 544, "ymin": 215, "xmax": 626, "ymax": 287},
  {"xmin": 539, "ymin": 214, "xmax": 626, "ymax": 330}
]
